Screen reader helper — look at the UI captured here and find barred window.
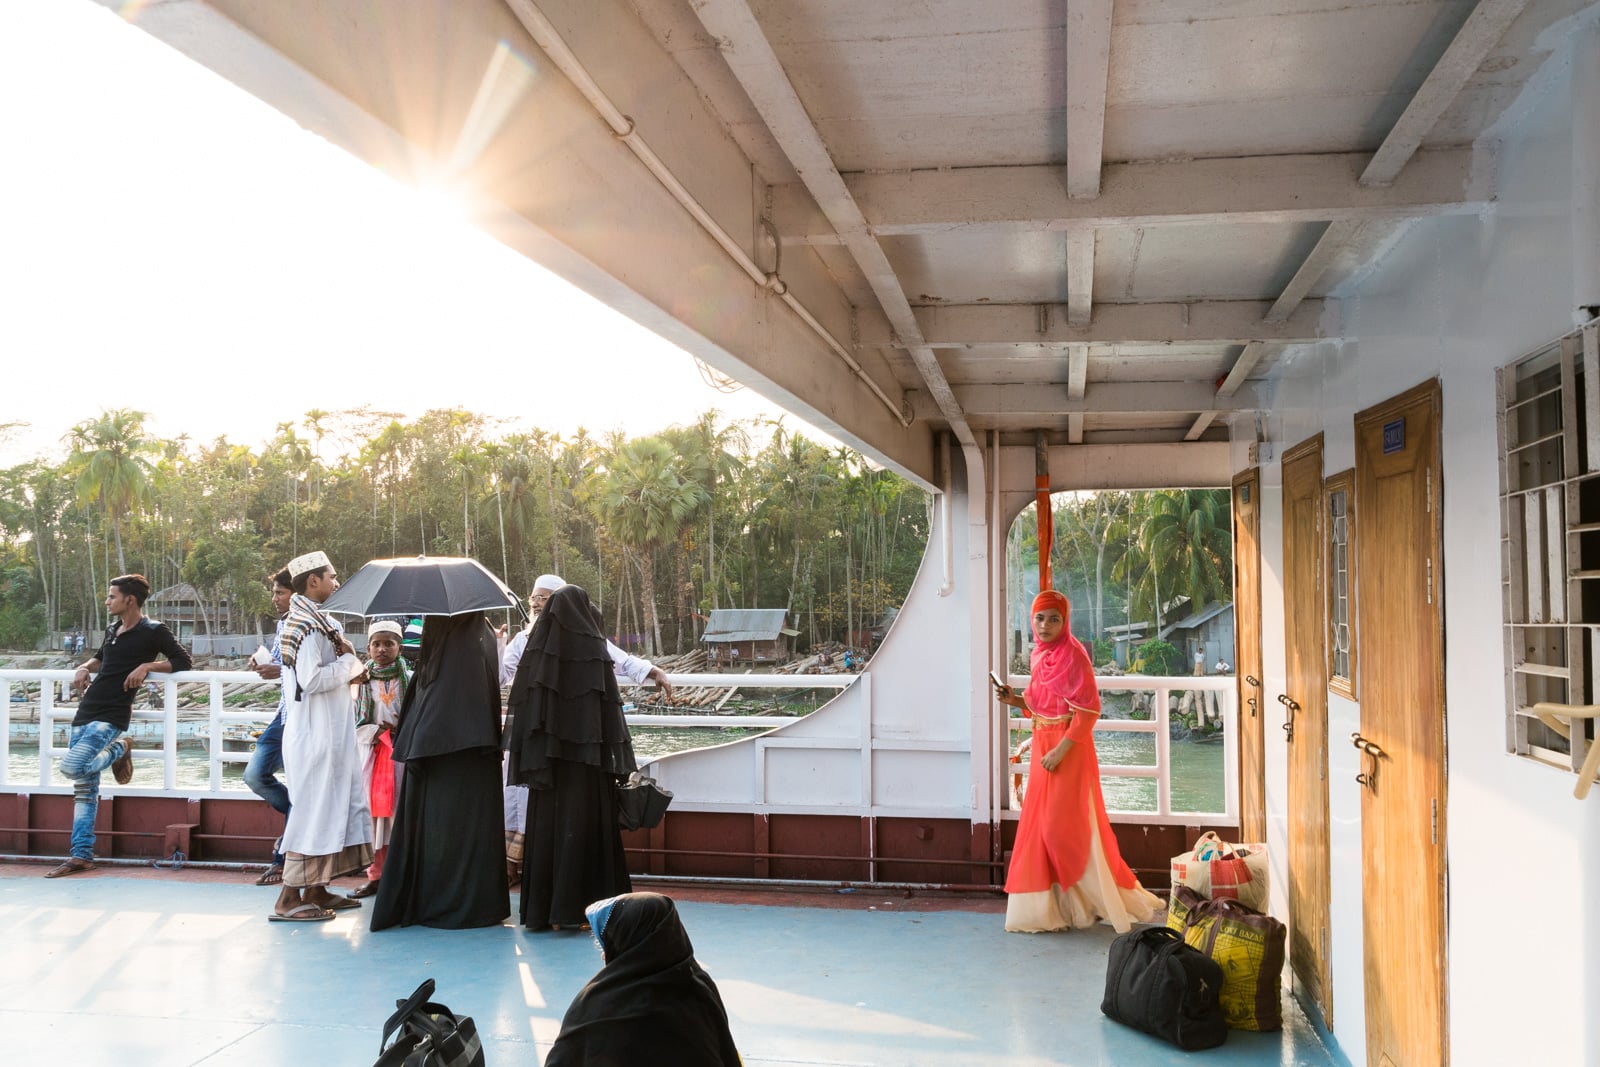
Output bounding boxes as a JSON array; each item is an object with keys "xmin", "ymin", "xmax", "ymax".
[{"xmin": 1498, "ymin": 323, "xmax": 1600, "ymax": 783}]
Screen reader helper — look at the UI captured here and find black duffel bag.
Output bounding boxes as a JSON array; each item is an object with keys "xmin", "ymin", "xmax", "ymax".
[
  {"xmin": 1101, "ymin": 926, "xmax": 1229, "ymax": 1050},
  {"xmin": 374, "ymin": 978, "xmax": 486, "ymax": 1067}
]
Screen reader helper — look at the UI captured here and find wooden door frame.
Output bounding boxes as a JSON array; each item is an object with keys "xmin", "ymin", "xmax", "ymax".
[
  {"xmin": 1354, "ymin": 378, "xmax": 1448, "ymax": 1065},
  {"xmin": 1232, "ymin": 467, "xmax": 1266, "ymax": 842},
  {"xmin": 1281, "ymin": 432, "xmax": 1334, "ymax": 1028}
]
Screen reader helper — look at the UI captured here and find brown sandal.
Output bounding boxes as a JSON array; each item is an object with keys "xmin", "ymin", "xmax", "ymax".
[
  {"xmin": 44, "ymin": 857, "xmax": 96, "ymax": 879},
  {"xmin": 255, "ymin": 864, "xmax": 284, "ymax": 886}
]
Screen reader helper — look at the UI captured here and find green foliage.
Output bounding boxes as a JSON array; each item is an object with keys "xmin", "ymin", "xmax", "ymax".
[
  {"xmin": 1132, "ymin": 638, "xmax": 1186, "ymax": 676},
  {"xmin": 0, "ymin": 556, "xmax": 46, "ymax": 649},
  {"xmin": 0, "ymin": 407, "xmax": 931, "ymax": 655},
  {"xmin": 1090, "ymin": 635, "xmax": 1116, "ymax": 666}
]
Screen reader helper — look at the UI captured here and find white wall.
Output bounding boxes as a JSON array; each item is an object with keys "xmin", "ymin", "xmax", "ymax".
[
  {"xmin": 647, "ymin": 454, "xmax": 987, "ymax": 818},
  {"xmin": 1246, "ymin": 27, "xmax": 1600, "ymax": 1065}
]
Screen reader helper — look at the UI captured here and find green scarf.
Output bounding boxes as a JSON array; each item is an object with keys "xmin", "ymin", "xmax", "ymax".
[{"xmin": 355, "ymin": 656, "xmax": 411, "ymax": 727}]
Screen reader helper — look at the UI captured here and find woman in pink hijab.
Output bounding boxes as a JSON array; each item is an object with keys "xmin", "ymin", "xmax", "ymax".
[{"xmin": 996, "ymin": 589, "xmax": 1161, "ymax": 932}]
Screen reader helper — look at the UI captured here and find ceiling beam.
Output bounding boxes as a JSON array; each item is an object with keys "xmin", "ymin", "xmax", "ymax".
[
  {"xmin": 909, "ymin": 381, "xmax": 1263, "ymax": 420},
  {"xmin": 1066, "ymin": 0, "xmax": 1115, "ymax": 199},
  {"xmin": 688, "ymin": 0, "xmax": 975, "ymax": 447},
  {"xmin": 1066, "ymin": 346, "xmax": 1089, "ymax": 399},
  {"xmin": 1217, "ymin": 342, "xmax": 1270, "ymax": 397},
  {"xmin": 860, "ymin": 300, "xmax": 1327, "ymax": 348},
  {"xmin": 1258, "ymin": 0, "xmax": 1529, "ymax": 324},
  {"xmin": 1067, "ymin": 232, "xmax": 1095, "ymax": 325},
  {"xmin": 1362, "ymin": 0, "xmax": 1532, "ymax": 185},
  {"xmin": 770, "ymin": 149, "xmax": 1494, "ymax": 243},
  {"xmin": 1266, "ymin": 221, "xmax": 1364, "ymax": 322},
  {"xmin": 1067, "ymin": 344, "xmax": 1088, "ymax": 443},
  {"xmin": 1183, "ymin": 412, "xmax": 1218, "ymax": 441}
]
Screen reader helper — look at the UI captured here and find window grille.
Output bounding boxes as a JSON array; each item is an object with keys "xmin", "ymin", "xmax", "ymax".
[
  {"xmin": 1497, "ymin": 323, "xmax": 1600, "ymax": 778},
  {"xmin": 1325, "ymin": 470, "xmax": 1356, "ymax": 700}
]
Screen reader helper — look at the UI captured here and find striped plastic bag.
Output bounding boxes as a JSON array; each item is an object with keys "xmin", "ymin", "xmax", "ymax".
[
  {"xmin": 1169, "ymin": 831, "xmax": 1270, "ymax": 912},
  {"xmin": 1167, "ymin": 885, "xmax": 1286, "ymax": 1031}
]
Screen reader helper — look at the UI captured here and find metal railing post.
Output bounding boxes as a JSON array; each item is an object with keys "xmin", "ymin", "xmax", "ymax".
[
  {"xmin": 39, "ymin": 675, "xmax": 56, "ymax": 788},
  {"xmin": 162, "ymin": 678, "xmax": 179, "ymax": 790},
  {"xmin": 1154, "ymin": 685, "xmax": 1172, "ymax": 817},
  {"xmin": 0, "ymin": 675, "xmax": 9, "ymax": 788},
  {"xmin": 209, "ymin": 679, "xmax": 225, "ymax": 792}
]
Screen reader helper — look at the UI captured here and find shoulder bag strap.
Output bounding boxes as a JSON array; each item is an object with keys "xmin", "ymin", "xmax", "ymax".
[{"xmin": 380, "ymin": 979, "xmax": 437, "ymax": 1053}]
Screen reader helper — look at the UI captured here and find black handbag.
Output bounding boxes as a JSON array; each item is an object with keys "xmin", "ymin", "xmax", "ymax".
[
  {"xmin": 616, "ymin": 770, "xmax": 673, "ymax": 830},
  {"xmin": 1101, "ymin": 926, "xmax": 1229, "ymax": 1050},
  {"xmin": 374, "ymin": 978, "xmax": 486, "ymax": 1067}
]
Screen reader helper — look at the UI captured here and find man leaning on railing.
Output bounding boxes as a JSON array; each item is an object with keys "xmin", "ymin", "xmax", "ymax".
[{"xmin": 47, "ymin": 573, "xmax": 193, "ymax": 878}]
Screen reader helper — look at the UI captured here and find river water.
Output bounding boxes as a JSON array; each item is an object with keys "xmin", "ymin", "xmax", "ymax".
[{"xmin": 6, "ymin": 725, "xmax": 1225, "ymax": 813}]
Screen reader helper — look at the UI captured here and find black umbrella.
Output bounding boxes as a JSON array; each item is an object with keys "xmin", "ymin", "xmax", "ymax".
[{"xmin": 320, "ymin": 556, "xmax": 523, "ymax": 619}]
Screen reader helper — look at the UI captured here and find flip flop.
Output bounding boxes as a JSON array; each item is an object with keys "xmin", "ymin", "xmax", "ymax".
[
  {"xmin": 268, "ymin": 903, "xmax": 334, "ymax": 923},
  {"xmin": 318, "ymin": 894, "xmax": 361, "ymax": 911},
  {"xmin": 349, "ymin": 880, "xmax": 379, "ymax": 899},
  {"xmin": 255, "ymin": 865, "xmax": 284, "ymax": 886}
]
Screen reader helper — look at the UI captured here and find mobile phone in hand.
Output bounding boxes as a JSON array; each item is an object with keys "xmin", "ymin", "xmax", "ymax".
[{"xmin": 989, "ymin": 671, "xmax": 1007, "ymax": 692}]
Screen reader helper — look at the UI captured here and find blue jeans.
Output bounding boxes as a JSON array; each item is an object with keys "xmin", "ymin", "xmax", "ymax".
[
  {"xmin": 59, "ymin": 721, "xmax": 127, "ymax": 860},
  {"xmin": 243, "ymin": 711, "xmax": 289, "ymax": 865}
]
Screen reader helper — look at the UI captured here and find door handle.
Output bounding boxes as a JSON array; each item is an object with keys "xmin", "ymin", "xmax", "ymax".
[
  {"xmin": 1351, "ymin": 732, "xmax": 1385, "ymax": 790},
  {"xmin": 1245, "ymin": 675, "xmax": 1260, "ymax": 717},
  {"xmin": 1278, "ymin": 693, "xmax": 1299, "ymax": 742}
]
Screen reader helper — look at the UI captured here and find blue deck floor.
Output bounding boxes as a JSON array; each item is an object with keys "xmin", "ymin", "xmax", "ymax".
[{"xmin": 1, "ymin": 862, "xmax": 1338, "ymax": 1066}]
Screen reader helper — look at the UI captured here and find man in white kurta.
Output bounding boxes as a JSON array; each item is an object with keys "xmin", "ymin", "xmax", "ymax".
[{"xmin": 271, "ymin": 550, "xmax": 371, "ymax": 922}]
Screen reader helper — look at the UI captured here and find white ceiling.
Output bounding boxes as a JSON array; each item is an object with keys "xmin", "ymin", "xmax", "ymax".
[
  {"xmin": 116, "ymin": 0, "xmax": 1590, "ymax": 471},
  {"xmin": 630, "ymin": 0, "xmax": 1585, "ymax": 444}
]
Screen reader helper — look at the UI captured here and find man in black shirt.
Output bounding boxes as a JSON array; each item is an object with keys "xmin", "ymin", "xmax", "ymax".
[{"xmin": 46, "ymin": 573, "xmax": 192, "ymax": 878}]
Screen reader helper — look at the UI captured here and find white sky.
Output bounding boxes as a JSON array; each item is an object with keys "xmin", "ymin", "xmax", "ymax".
[{"xmin": 0, "ymin": 0, "xmax": 814, "ymax": 468}]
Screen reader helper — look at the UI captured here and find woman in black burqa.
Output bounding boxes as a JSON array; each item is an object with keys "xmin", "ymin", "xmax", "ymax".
[
  {"xmin": 370, "ymin": 611, "xmax": 509, "ymax": 930},
  {"xmin": 505, "ymin": 584, "xmax": 637, "ymax": 930},
  {"xmin": 547, "ymin": 892, "xmax": 741, "ymax": 1067}
]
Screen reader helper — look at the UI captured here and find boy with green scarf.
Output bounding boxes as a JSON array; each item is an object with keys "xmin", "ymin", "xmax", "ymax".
[{"xmin": 351, "ymin": 620, "xmax": 410, "ymax": 898}]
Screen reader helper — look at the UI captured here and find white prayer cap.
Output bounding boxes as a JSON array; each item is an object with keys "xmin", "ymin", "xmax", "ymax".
[
  {"xmin": 532, "ymin": 574, "xmax": 565, "ymax": 594},
  {"xmin": 369, "ymin": 620, "xmax": 403, "ymax": 640},
  {"xmin": 287, "ymin": 550, "xmax": 332, "ymax": 579}
]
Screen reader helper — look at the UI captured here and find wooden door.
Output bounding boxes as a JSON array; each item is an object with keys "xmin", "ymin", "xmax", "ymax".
[
  {"xmin": 1232, "ymin": 468, "xmax": 1266, "ymax": 841},
  {"xmin": 1282, "ymin": 434, "xmax": 1333, "ymax": 1028},
  {"xmin": 1354, "ymin": 381, "xmax": 1447, "ymax": 1066}
]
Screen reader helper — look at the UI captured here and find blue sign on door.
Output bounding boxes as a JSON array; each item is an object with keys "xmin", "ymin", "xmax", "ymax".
[{"xmin": 1382, "ymin": 418, "xmax": 1405, "ymax": 454}]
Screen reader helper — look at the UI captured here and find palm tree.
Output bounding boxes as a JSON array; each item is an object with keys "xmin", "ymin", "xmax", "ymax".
[
  {"xmin": 677, "ymin": 411, "xmax": 747, "ymax": 613},
  {"xmin": 1115, "ymin": 490, "xmax": 1232, "ymax": 634},
  {"xmin": 593, "ymin": 438, "xmax": 707, "ymax": 655},
  {"xmin": 64, "ymin": 409, "xmax": 160, "ymax": 573}
]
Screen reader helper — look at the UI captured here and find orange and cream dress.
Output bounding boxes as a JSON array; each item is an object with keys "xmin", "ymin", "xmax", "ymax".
[{"xmin": 1004, "ymin": 600, "xmax": 1161, "ymax": 933}]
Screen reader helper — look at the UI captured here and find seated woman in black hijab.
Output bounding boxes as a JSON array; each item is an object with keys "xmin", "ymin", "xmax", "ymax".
[
  {"xmin": 505, "ymin": 584, "xmax": 637, "ymax": 930},
  {"xmin": 370, "ymin": 611, "xmax": 509, "ymax": 930},
  {"xmin": 547, "ymin": 892, "xmax": 741, "ymax": 1066}
]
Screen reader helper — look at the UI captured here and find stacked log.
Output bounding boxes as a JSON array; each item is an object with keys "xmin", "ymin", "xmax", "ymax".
[{"xmin": 625, "ymin": 648, "xmax": 733, "ymax": 709}]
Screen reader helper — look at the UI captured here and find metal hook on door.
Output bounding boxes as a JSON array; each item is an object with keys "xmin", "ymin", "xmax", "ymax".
[
  {"xmin": 1245, "ymin": 674, "xmax": 1260, "ymax": 718},
  {"xmin": 1277, "ymin": 693, "xmax": 1299, "ymax": 742},
  {"xmin": 1351, "ymin": 732, "xmax": 1385, "ymax": 790}
]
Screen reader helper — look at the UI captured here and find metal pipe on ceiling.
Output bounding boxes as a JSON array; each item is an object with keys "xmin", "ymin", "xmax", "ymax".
[{"xmin": 503, "ymin": 0, "xmax": 912, "ymax": 428}]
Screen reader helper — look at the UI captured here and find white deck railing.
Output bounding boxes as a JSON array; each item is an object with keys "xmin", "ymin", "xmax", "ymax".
[
  {"xmin": 1, "ymin": 669, "xmax": 1235, "ymax": 823},
  {"xmin": 1006, "ymin": 673, "xmax": 1238, "ymax": 825},
  {"xmin": 0, "ymin": 668, "xmax": 857, "ymax": 792}
]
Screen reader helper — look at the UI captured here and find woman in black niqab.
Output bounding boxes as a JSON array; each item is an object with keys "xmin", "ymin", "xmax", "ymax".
[
  {"xmin": 505, "ymin": 584, "xmax": 637, "ymax": 929},
  {"xmin": 546, "ymin": 892, "xmax": 741, "ymax": 1067},
  {"xmin": 370, "ymin": 611, "xmax": 509, "ymax": 930}
]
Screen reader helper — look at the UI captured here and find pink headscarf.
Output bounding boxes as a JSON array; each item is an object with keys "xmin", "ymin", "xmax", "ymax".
[{"xmin": 1024, "ymin": 590, "xmax": 1100, "ymax": 716}]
